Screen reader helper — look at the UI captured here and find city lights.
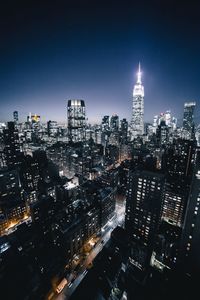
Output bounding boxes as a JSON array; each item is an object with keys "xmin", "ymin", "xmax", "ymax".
[{"xmin": 0, "ymin": 2, "xmax": 200, "ymax": 300}]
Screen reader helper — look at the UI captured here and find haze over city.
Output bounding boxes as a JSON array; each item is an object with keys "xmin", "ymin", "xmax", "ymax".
[{"xmin": 0, "ymin": 1, "xmax": 200, "ymax": 123}]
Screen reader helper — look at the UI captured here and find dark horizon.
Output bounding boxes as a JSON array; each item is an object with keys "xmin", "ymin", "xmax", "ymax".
[{"xmin": 0, "ymin": 1, "xmax": 200, "ymax": 124}]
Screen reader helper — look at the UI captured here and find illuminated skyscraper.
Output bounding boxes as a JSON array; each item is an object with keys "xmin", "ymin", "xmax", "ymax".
[
  {"xmin": 110, "ymin": 114, "xmax": 119, "ymax": 132},
  {"xmin": 183, "ymin": 102, "xmax": 196, "ymax": 139},
  {"xmin": 47, "ymin": 120, "xmax": 58, "ymax": 137},
  {"xmin": 101, "ymin": 116, "xmax": 110, "ymax": 132},
  {"xmin": 180, "ymin": 148, "xmax": 200, "ymax": 275},
  {"xmin": 120, "ymin": 118, "xmax": 128, "ymax": 144},
  {"xmin": 125, "ymin": 170, "xmax": 165, "ymax": 270},
  {"xmin": 156, "ymin": 120, "xmax": 169, "ymax": 147},
  {"xmin": 67, "ymin": 99, "xmax": 86, "ymax": 142},
  {"xmin": 101, "ymin": 116, "xmax": 110, "ymax": 147},
  {"xmin": 3, "ymin": 122, "xmax": 21, "ymax": 167},
  {"xmin": 131, "ymin": 63, "xmax": 144, "ymax": 140},
  {"xmin": 162, "ymin": 139, "xmax": 195, "ymax": 227}
]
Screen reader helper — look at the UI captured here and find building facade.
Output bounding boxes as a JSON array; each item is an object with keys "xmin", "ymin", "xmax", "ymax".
[
  {"xmin": 125, "ymin": 170, "xmax": 165, "ymax": 270},
  {"xmin": 162, "ymin": 139, "xmax": 195, "ymax": 227},
  {"xmin": 183, "ymin": 102, "xmax": 196, "ymax": 140},
  {"xmin": 131, "ymin": 63, "xmax": 144, "ymax": 140},
  {"xmin": 67, "ymin": 99, "xmax": 86, "ymax": 143},
  {"xmin": 13, "ymin": 111, "xmax": 19, "ymax": 123},
  {"xmin": 180, "ymin": 148, "xmax": 200, "ymax": 275},
  {"xmin": 3, "ymin": 122, "xmax": 21, "ymax": 167}
]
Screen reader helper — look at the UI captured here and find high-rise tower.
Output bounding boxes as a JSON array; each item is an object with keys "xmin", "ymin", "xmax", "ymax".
[
  {"xmin": 3, "ymin": 122, "xmax": 21, "ymax": 167},
  {"xmin": 131, "ymin": 63, "xmax": 144, "ymax": 140},
  {"xmin": 13, "ymin": 111, "xmax": 18, "ymax": 123},
  {"xmin": 110, "ymin": 114, "xmax": 119, "ymax": 132},
  {"xmin": 67, "ymin": 99, "xmax": 86, "ymax": 142},
  {"xmin": 125, "ymin": 170, "xmax": 165, "ymax": 270},
  {"xmin": 180, "ymin": 148, "xmax": 200, "ymax": 275},
  {"xmin": 183, "ymin": 101, "xmax": 196, "ymax": 140},
  {"xmin": 161, "ymin": 139, "xmax": 196, "ymax": 227}
]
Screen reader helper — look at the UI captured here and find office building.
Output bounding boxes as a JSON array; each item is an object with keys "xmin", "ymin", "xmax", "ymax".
[
  {"xmin": 180, "ymin": 148, "xmax": 200, "ymax": 275},
  {"xmin": 162, "ymin": 139, "xmax": 196, "ymax": 227},
  {"xmin": 110, "ymin": 114, "xmax": 119, "ymax": 132},
  {"xmin": 67, "ymin": 99, "xmax": 86, "ymax": 142},
  {"xmin": 156, "ymin": 120, "xmax": 169, "ymax": 147},
  {"xmin": 102, "ymin": 115, "xmax": 110, "ymax": 132},
  {"xmin": 131, "ymin": 63, "xmax": 144, "ymax": 139},
  {"xmin": 183, "ymin": 102, "xmax": 196, "ymax": 139},
  {"xmin": 120, "ymin": 118, "xmax": 128, "ymax": 144},
  {"xmin": 125, "ymin": 170, "xmax": 165, "ymax": 270},
  {"xmin": 3, "ymin": 122, "xmax": 21, "ymax": 167},
  {"xmin": 13, "ymin": 111, "xmax": 18, "ymax": 123},
  {"xmin": 47, "ymin": 120, "xmax": 58, "ymax": 137}
]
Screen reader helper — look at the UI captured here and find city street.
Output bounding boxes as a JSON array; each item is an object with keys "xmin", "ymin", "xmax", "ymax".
[{"xmin": 55, "ymin": 198, "xmax": 125, "ymax": 300}]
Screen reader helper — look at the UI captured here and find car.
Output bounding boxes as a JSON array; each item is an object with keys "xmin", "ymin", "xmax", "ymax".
[
  {"xmin": 83, "ymin": 269, "xmax": 88, "ymax": 275},
  {"xmin": 68, "ymin": 282, "xmax": 73, "ymax": 288}
]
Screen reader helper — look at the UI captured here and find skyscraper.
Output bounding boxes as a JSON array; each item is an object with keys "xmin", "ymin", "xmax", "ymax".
[
  {"xmin": 67, "ymin": 99, "xmax": 86, "ymax": 143},
  {"xmin": 101, "ymin": 116, "xmax": 110, "ymax": 147},
  {"xmin": 3, "ymin": 122, "xmax": 21, "ymax": 167},
  {"xmin": 47, "ymin": 120, "xmax": 58, "ymax": 137},
  {"xmin": 131, "ymin": 63, "xmax": 144, "ymax": 140},
  {"xmin": 162, "ymin": 139, "xmax": 195, "ymax": 227},
  {"xmin": 101, "ymin": 116, "xmax": 110, "ymax": 132},
  {"xmin": 120, "ymin": 118, "xmax": 128, "ymax": 144},
  {"xmin": 110, "ymin": 114, "xmax": 119, "ymax": 132},
  {"xmin": 13, "ymin": 111, "xmax": 18, "ymax": 123},
  {"xmin": 183, "ymin": 102, "xmax": 196, "ymax": 140},
  {"xmin": 180, "ymin": 148, "xmax": 200, "ymax": 275},
  {"xmin": 125, "ymin": 170, "xmax": 165, "ymax": 270},
  {"xmin": 156, "ymin": 120, "xmax": 169, "ymax": 147}
]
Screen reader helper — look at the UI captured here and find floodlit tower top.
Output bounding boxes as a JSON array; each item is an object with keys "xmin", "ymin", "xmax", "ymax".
[{"xmin": 137, "ymin": 62, "xmax": 142, "ymax": 84}]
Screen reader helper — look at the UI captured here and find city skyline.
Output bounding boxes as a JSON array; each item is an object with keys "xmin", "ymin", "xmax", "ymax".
[
  {"xmin": 0, "ymin": 64, "xmax": 198, "ymax": 126},
  {"xmin": 1, "ymin": 2, "xmax": 200, "ymax": 300},
  {"xmin": 0, "ymin": 61, "xmax": 199, "ymax": 125},
  {"xmin": 0, "ymin": 1, "xmax": 200, "ymax": 124}
]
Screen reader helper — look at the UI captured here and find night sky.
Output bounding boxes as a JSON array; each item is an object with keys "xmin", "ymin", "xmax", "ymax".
[{"xmin": 0, "ymin": 0, "xmax": 200, "ymax": 124}]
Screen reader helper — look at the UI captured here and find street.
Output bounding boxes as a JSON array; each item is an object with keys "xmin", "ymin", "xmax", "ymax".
[{"xmin": 54, "ymin": 198, "xmax": 125, "ymax": 300}]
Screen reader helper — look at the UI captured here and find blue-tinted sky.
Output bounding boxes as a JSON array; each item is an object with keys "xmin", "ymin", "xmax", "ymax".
[{"xmin": 0, "ymin": 0, "xmax": 200, "ymax": 124}]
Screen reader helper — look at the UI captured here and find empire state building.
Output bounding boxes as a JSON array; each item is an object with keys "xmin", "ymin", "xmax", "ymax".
[{"xmin": 131, "ymin": 63, "xmax": 144, "ymax": 139}]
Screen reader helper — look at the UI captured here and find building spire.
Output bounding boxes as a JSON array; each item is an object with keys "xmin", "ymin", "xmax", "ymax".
[{"xmin": 137, "ymin": 62, "xmax": 142, "ymax": 84}]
